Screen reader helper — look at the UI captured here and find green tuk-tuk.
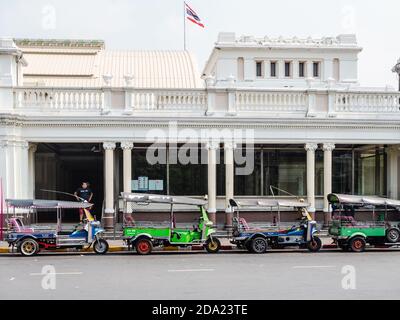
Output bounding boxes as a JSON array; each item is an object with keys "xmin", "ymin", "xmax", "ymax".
[
  {"xmin": 328, "ymin": 193, "xmax": 400, "ymax": 252},
  {"xmin": 121, "ymin": 192, "xmax": 221, "ymax": 255}
]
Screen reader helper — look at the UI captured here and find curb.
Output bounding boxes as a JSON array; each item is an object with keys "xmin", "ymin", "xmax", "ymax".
[
  {"xmin": 0, "ymin": 246, "xmax": 127, "ymax": 254},
  {"xmin": 0, "ymin": 247, "xmax": 9, "ymax": 253},
  {"xmin": 191, "ymin": 245, "xmax": 233, "ymax": 251},
  {"xmin": 1, "ymin": 244, "xmax": 338, "ymax": 254},
  {"xmin": 322, "ymin": 244, "xmax": 338, "ymax": 249}
]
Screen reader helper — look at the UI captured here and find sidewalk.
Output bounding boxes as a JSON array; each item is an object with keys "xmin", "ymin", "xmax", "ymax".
[{"xmin": 0, "ymin": 236, "xmax": 337, "ymax": 254}]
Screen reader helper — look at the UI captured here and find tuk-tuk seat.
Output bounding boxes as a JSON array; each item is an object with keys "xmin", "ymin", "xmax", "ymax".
[
  {"xmin": 123, "ymin": 215, "xmax": 136, "ymax": 227},
  {"xmin": 239, "ymin": 217, "xmax": 250, "ymax": 231},
  {"xmin": 334, "ymin": 215, "xmax": 357, "ymax": 226},
  {"xmin": 7, "ymin": 218, "xmax": 34, "ymax": 233}
]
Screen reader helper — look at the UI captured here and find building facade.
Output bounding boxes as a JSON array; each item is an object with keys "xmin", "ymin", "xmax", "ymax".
[{"xmin": 0, "ymin": 33, "xmax": 399, "ymax": 228}]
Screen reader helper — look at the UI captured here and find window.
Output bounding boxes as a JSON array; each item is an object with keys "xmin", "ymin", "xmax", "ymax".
[
  {"xmin": 270, "ymin": 62, "xmax": 277, "ymax": 77},
  {"xmin": 256, "ymin": 61, "xmax": 263, "ymax": 77},
  {"xmin": 284, "ymin": 62, "xmax": 292, "ymax": 77},
  {"xmin": 263, "ymin": 149, "xmax": 307, "ymax": 196},
  {"xmin": 313, "ymin": 62, "xmax": 320, "ymax": 78},
  {"xmin": 169, "ymin": 146, "xmax": 207, "ymax": 196},
  {"xmin": 354, "ymin": 147, "xmax": 387, "ymax": 196},
  {"xmin": 132, "ymin": 147, "xmax": 167, "ymax": 194},
  {"xmin": 332, "ymin": 146, "xmax": 387, "ymax": 196},
  {"xmin": 332, "ymin": 150, "xmax": 353, "ymax": 194},
  {"xmin": 235, "ymin": 149, "xmax": 261, "ymax": 196},
  {"xmin": 299, "ymin": 62, "xmax": 305, "ymax": 78}
]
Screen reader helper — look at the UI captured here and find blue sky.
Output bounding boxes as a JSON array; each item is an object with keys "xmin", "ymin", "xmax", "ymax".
[{"xmin": 0, "ymin": 0, "xmax": 399, "ymax": 87}]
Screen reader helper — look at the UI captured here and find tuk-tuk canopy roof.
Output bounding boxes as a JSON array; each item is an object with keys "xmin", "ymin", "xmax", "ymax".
[
  {"xmin": 229, "ymin": 198, "xmax": 309, "ymax": 208},
  {"xmin": 327, "ymin": 194, "xmax": 400, "ymax": 208},
  {"xmin": 5, "ymin": 199, "xmax": 93, "ymax": 209},
  {"xmin": 121, "ymin": 192, "xmax": 207, "ymax": 206}
]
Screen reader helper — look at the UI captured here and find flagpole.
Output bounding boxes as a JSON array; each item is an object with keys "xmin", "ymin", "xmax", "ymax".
[{"xmin": 183, "ymin": 1, "xmax": 186, "ymax": 51}]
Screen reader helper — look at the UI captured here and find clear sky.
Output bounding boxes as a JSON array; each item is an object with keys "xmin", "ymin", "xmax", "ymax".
[{"xmin": 1, "ymin": 0, "xmax": 399, "ymax": 87}]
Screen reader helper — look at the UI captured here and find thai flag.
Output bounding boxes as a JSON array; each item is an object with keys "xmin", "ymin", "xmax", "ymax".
[{"xmin": 185, "ymin": 2, "xmax": 204, "ymax": 28}]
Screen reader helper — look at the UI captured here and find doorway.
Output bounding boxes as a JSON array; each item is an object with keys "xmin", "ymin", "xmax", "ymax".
[{"xmin": 35, "ymin": 143, "xmax": 104, "ymax": 222}]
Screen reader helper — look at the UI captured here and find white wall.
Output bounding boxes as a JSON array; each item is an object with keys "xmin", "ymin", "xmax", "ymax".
[{"xmin": 207, "ymin": 33, "xmax": 362, "ymax": 89}]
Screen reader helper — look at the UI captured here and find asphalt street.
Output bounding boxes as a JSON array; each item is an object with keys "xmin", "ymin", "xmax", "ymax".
[{"xmin": 1, "ymin": 249, "xmax": 400, "ymax": 300}]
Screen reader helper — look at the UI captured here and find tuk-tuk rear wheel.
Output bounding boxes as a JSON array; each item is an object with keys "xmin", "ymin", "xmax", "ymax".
[
  {"xmin": 135, "ymin": 238, "xmax": 153, "ymax": 255},
  {"xmin": 250, "ymin": 237, "xmax": 268, "ymax": 254},
  {"xmin": 349, "ymin": 237, "xmax": 366, "ymax": 253}
]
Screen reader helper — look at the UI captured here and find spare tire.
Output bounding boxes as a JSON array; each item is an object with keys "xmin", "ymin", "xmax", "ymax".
[{"xmin": 386, "ymin": 228, "xmax": 400, "ymax": 243}]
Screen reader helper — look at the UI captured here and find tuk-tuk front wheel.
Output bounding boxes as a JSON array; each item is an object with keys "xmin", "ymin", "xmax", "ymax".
[
  {"xmin": 93, "ymin": 239, "xmax": 109, "ymax": 254},
  {"xmin": 349, "ymin": 236, "xmax": 366, "ymax": 253},
  {"xmin": 306, "ymin": 236, "xmax": 322, "ymax": 252},
  {"xmin": 19, "ymin": 238, "xmax": 39, "ymax": 257},
  {"xmin": 205, "ymin": 238, "xmax": 221, "ymax": 253},
  {"xmin": 135, "ymin": 238, "xmax": 153, "ymax": 255}
]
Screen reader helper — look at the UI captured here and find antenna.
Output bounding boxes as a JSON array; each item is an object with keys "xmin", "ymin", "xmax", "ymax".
[
  {"xmin": 269, "ymin": 185, "xmax": 301, "ymax": 200},
  {"xmin": 41, "ymin": 189, "xmax": 87, "ymax": 203}
]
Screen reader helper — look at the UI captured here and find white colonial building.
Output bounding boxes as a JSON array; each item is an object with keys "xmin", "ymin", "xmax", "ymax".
[{"xmin": 0, "ymin": 33, "xmax": 399, "ymax": 228}]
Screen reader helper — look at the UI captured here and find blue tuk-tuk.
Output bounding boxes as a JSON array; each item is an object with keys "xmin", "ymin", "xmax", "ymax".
[{"xmin": 4, "ymin": 199, "xmax": 108, "ymax": 256}]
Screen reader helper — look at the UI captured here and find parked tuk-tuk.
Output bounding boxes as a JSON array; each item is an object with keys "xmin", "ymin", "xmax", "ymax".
[
  {"xmin": 4, "ymin": 199, "xmax": 109, "ymax": 256},
  {"xmin": 229, "ymin": 198, "xmax": 322, "ymax": 253},
  {"xmin": 328, "ymin": 193, "xmax": 400, "ymax": 252},
  {"xmin": 121, "ymin": 192, "xmax": 221, "ymax": 255}
]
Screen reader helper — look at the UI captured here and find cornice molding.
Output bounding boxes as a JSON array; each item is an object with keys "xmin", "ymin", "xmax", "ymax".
[{"xmin": 2, "ymin": 114, "xmax": 400, "ymax": 131}]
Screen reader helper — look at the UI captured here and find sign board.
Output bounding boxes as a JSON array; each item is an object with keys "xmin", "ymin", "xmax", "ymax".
[
  {"xmin": 132, "ymin": 178, "xmax": 163, "ymax": 191},
  {"xmin": 149, "ymin": 180, "xmax": 164, "ymax": 191},
  {"xmin": 137, "ymin": 176, "xmax": 149, "ymax": 191}
]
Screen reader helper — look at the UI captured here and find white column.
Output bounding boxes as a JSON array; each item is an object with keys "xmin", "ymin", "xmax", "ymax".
[
  {"xmin": 28, "ymin": 143, "xmax": 37, "ymax": 198},
  {"xmin": 388, "ymin": 146, "xmax": 399, "ymax": 199},
  {"xmin": 18, "ymin": 141, "xmax": 30, "ymax": 199},
  {"xmin": 103, "ymin": 142, "xmax": 116, "ymax": 229},
  {"xmin": 224, "ymin": 141, "xmax": 236, "ymax": 228},
  {"xmin": 121, "ymin": 141, "xmax": 133, "ymax": 215},
  {"xmin": 323, "ymin": 143, "xmax": 335, "ymax": 224},
  {"xmin": 207, "ymin": 141, "xmax": 218, "ymax": 224},
  {"xmin": 305, "ymin": 143, "xmax": 318, "ymax": 216},
  {"xmin": 0, "ymin": 141, "xmax": 9, "ymax": 198},
  {"xmin": 121, "ymin": 141, "xmax": 133, "ymax": 193}
]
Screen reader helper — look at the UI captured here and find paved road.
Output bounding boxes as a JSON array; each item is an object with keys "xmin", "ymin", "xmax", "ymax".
[{"xmin": 1, "ymin": 250, "xmax": 400, "ymax": 300}]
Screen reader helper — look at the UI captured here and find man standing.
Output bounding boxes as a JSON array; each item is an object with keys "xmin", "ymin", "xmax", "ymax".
[{"xmin": 74, "ymin": 182, "xmax": 93, "ymax": 222}]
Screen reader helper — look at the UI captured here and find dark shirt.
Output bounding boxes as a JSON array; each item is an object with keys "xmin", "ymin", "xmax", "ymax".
[{"xmin": 75, "ymin": 188, "xmax": 93, "ymax": 201}]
